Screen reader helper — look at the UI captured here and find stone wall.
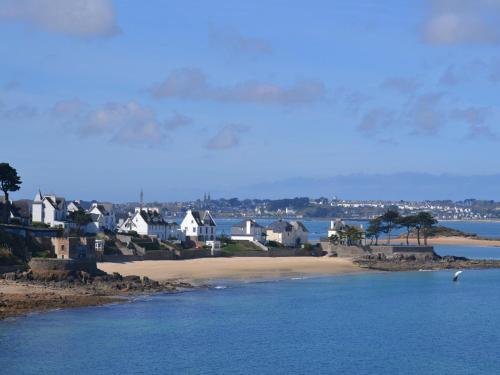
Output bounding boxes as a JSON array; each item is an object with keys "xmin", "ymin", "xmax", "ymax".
[
  {"xmin": 175, "ymin": 249, "xmax": 212, "ymax": 259},
  {"xmin": 144, "ymin": 250, "xmax": 175, "ymax": 260},
  {"xmin": 320, "ymin": 241, "xmax": 435, "ymax": 258},
  {"xmin": 29, "ymin": 258, "xmax": 98, "ymax": 273},
  {"xmin": 370, "ymin": 245, "xmax": 435, "ymax": 256}
]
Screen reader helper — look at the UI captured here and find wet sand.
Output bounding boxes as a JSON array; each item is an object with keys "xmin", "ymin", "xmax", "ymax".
[{"xmin": 98, "ymin": 257, "xmax": 366, "ymax": 284}]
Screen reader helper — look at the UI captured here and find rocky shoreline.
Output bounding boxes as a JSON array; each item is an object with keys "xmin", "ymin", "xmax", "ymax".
[
  {"xmin": 0, "ymin": 269, "xmax": 195, "ymax": 320},
  {"xmin": 354, "ymin": 253, "xmax": 500, "ymax": 272}
]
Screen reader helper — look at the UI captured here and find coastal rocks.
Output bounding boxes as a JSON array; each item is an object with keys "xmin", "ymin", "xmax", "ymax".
[{"xmin": 354, "ymin": 253, "xmax": 500, "ymax": 272}]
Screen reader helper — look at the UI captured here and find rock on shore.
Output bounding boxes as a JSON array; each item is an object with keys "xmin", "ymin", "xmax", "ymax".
[
  {"xmin": 354, "ymin": 253, "xmax": 500, "ymax": 272},
  {"xmin": 0, "ymin": 269, "xmax": 194, "ymax": 319}
]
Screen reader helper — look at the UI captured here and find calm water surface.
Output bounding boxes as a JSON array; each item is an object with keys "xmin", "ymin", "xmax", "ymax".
[
  {"xmin": 214, "ymin": 218, "xmax": 500, "ymax": 241},
  {"xmin": 2, "ymin": 270, "xmax": 500, "ymax": 375}
]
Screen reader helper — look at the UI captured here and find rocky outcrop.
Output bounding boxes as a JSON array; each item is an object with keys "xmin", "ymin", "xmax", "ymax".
[{"xmin": 354, "ymin": 253, "xmax": 500, "ymax": 271}]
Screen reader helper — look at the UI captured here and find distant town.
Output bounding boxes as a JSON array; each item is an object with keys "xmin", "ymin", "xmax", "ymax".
[{"xmin": 112, "ymin": 194, "xmax": 500, "ymax": 221}]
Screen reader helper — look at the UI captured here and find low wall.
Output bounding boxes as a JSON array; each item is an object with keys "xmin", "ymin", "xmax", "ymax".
[
  {"xmin": 144, "ymin": 250, "xmax": 175, "ymax": 260},
  {"xmin": 100, "ymin": 255, "xmax": 144, "ymax": 263},
  {"xmin": 175, "ymin": 249, "xmax": 212, "ymax": 259},
  {"xmin": 370, "ymin": 245, "xmax": 435, "ymax": 256},
  {"xmin": 29, "ymin": 258, "xmax": 98, "ymax": 273},
  {"xmin": 320, "ymin": 241, "xmax": 370, "ymax": 258}
]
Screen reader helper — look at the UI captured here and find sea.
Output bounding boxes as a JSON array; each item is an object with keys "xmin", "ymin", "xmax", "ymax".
[{"xmin": 1, "ymin": 220, "xmax": 500, "ymax": 374}]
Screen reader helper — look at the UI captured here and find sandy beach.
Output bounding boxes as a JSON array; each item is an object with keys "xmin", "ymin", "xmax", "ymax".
[{"xmin": 98, "ymin": 257, "xmax": 366, "ymax": 284}]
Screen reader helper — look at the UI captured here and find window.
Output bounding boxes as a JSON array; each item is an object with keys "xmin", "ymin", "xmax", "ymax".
[{"xmin": 193, "ymin": 227, "xmax": 196, "ymax": 233}]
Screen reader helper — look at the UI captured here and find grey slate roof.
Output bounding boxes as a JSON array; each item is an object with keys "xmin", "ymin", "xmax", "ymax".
[
  {"xmin": 267, "ymin": 220, "xmax": 293, "ymax": 232},
  {"xmin": 232, "ymin": 219, "xmax": 264, "ymax": 229},
  {"xmin": 139, "ymin": 210, "xmax": 167, "ymax": 225}
]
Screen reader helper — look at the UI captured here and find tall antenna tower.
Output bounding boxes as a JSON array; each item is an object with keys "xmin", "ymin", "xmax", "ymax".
[{"xmin": 140, "ymin": 188, "xmax": 144, "ymax": 209}]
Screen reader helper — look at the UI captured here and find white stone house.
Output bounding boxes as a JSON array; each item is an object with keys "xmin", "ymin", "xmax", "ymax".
[
  {"xmin": 87, "ymin": 203, "xmax": 116, "ymax": 232},
  {"xmin": 327, "ymin": 219, "xmax": 364, "ymax": 245},
  {"xmin": 327, "ymin": 219, "xmax": 348, "ymax": 238},
  {"xmin": 180, "ymin": 210, "xmax": 216, "ymax": 241},
  {"xmin": 32, "ymin": 190, "xmax": 68, "ymax": 227},
  {"xmin": 118, "ymin": 207, "xmax": 181, "ymax": 241},
  {"xmin": 231, "ymin": 219, "xmax": 266, "ymax": 243},
  {"xmin": 266, "ymin": 220, "xmax": 309, "ymax": 247}
]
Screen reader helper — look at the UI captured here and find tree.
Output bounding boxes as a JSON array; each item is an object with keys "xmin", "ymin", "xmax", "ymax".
[
  {"xmin": 345, "ymin": 226, "xmax": 364, "ymax": 246},
  {"xmin": 366, "ymin": 217, "xmax": 383, "ymax": 245},
  {"xmin": 380, "ymin": 209, "xmax": 400, "ymax": 244},
  {"xmin": 397, "ymin": 215, "xmax": 418, "ymax": 246},
  {"xmin": 417, "ymin": 212, "xmax": 438, "ymax": 246},
  {"xmin": 0, "ymin": 163, "xmax": 22, "ymax": 223},
  {"xmin": 68, "ymin": 209, "xmax": 93, "ymax": 226}
]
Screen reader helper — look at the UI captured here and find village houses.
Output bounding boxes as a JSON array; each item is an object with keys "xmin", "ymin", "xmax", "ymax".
[
  {"xmin": 181, "ymin": 209, "xmax": 216, "ymax": 241},
  {"xmin": 118, "ymin": 207, "xmax": 181, "ymax": 241},
  {"xmin": 231, "ymin": 219, "xmax": 266, "ymax": 243},
  {"xmin": 32, "ymin": 190, "xmax": 67, "ymax": 227},
  {"xmin": 266, "ymin": 219, "xmax": 309, "ymax": 247}
]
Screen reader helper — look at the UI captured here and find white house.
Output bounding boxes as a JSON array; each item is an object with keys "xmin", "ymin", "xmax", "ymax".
[
  {"xmin": 266, "ymin": 220, "xmax": 309, "ymax": 247},
  {"xmin": 118, "ymin": 207, "xmax": 181, "ymax": 241},
  {"xmin": 327, "ymin": 219, "xmax": 347, "ymax": 238},
  {"xmin": 327, "ymin": 219, "xmax": 364, "ymax": 245},
  {"xmin": 180, "ymin": 210, "xmax": 216, "ymax": 241},
  {"xmin": 87, "ymin": 203, "xmax": 116, "ymax": 232},
  {"xmin": 231, "ymin": 219, "xmax": 266, "ymax": 243},
  {"xmin": 32, "ymin": 190, "xmax": 68, "ymax": 227}
]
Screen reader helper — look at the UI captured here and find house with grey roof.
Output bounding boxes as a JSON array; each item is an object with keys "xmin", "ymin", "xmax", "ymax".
[
  {"xmin": 266, "ymin": 219, "xmax": 309, "ymax": 247},
  {"xmin": 32, "ymin": 190, "xmax": 68, "ymax": 227},
  {"xmin": 180, "ymin": 209, "xmax": 216, "ymax": 242},
  {"xmin": 118, "ymin": 207, "xmax": 181, "ymax": 241},
  {"xmin": 87, "ymin": 202, "xmax": 116, "ymax": 232},
  {"xmin": 231, "ymin": 219, "xmax": 266, "ymax": 243}
]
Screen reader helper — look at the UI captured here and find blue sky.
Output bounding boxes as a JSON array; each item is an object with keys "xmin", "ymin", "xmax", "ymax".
[{"xmin": 1, "ymin": 0, "xmax": 500, "ymax": 201}]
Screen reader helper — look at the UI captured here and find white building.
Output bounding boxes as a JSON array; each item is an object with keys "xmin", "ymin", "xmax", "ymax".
[
  {"xmin": 266, "ymin": 220, "xmax": 308, "ymax": 247},
  {"xmin": 180, "ymin": 210, "xmax": 216, "ymax": 241},
  {"xmin": 118, "ymin": 207, "xmax": 181, "ymax": 241},
  {"xmin": 87, "ymin": 203, "xmax": 116, "ymax": 232},
  {"xmin": 32, "ymin": 190, "xmax": 67, "ymax": 227},
  {"xmin": 231, "ymin": 219, "xmax": 266, "ymax": 243},
  {"xmin": 327, "ymin": 219, "xmax": 348, "ymax": 238}
]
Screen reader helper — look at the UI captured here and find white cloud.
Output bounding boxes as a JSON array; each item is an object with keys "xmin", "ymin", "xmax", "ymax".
[
  {"xmin": 423, "ymin": 0, "xmax": 500, "ymax": 45},
  {"xmin": 206, "ymin": 124, "xmax": 249, "ymax": 150},
  {"xmin": 0, "ymin": 0, "xmax": 119, "ymax": 38},
  {"xmin": 50, "ymin": 99, "xmax": 194, "ymax": 146},
  {"xmin": 357, "ymin": 108, "xmax": 395, "ymax": 136},
  {"xmin": 451, "ymin": 106, "xmax": 497, "ymax": 139},
  {"xmin": 150, "ymin": 68, "xmax": 325, "ymax": 106},
  {"xmin": 408, "ymin": 93, "xmax": 445, "ymax": 135},
  {"xmin": 381, "ymin": 77, "xmax": 419, "ymax": 94},
  {"xmin": 209, "ymin": 26, "xmax": 273, "ymax": 56}
]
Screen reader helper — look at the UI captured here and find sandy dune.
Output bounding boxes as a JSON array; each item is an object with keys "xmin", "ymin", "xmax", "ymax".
[{"xmin": 98, "ymin": 257, "xmax": 365, "ymax": 284}]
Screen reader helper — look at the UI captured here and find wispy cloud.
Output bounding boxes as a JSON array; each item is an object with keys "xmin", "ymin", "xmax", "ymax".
[
  {"xmin": 150, "ymin": 68, "xmax": 325, "ymax": 106},
  {"xmin": 209, "ymin": 26, "xmax": 272, "ymax": 56},
  {"xmin": 0, "ymin": 0, "xmax": 119, "ymax": 38},
  {"xmin": 423, "ymin": 0, "xmax": 500, "ymax": 45},
  {"xmin": 357, "ymin": 108, "xmax": 395, "ymax": 136},
  {"xmin": 407, "ymin": 93, "xmax": 446, "ymax": 135},
  {"xmin": 206, "ymin": 124, "xmax": 249, "ymax": 150},
  {"xmin": 51, "ymin": 101, "xmax": 193, "ymax": 147},
  {"xmin": 381, "ymin": 77, "xmax": 419, "ymax": 94},
  {"xmin": 451, "ymin": 106, "xmax": 497, "ymax": 139}
]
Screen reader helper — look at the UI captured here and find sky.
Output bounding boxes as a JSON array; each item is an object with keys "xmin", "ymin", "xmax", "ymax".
[{"xmin": 1, "ymin": 0, "xmax": 500, "ymax": 202}]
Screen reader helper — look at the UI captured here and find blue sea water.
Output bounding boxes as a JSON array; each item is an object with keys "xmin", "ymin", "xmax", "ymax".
[
  {"xmin": 2, "ymin": 270, "xmax": 500, "ymax": 375},
  {"xmin": 215, "ymin": 218, "xmax": 500, "ymax": 241}
]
